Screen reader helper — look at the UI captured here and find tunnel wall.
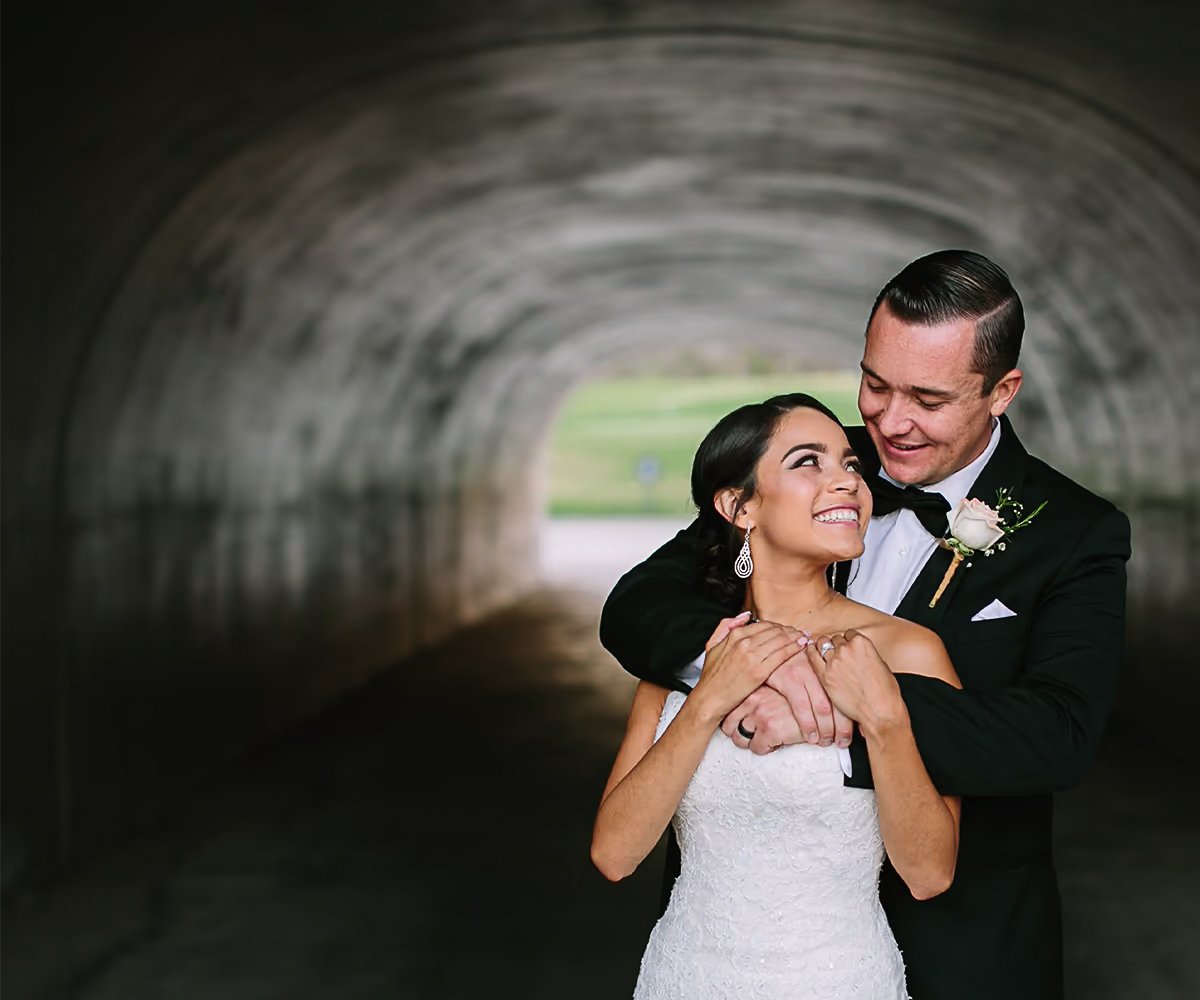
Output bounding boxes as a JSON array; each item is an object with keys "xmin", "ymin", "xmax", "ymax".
[{"xmin": 4, "ymin": 1, "xmax": 1199, "ymax": 876}]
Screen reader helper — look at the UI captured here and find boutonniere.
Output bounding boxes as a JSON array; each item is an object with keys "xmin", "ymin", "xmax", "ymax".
[{"xmin": 929, "ymin": 488, "xmax": 1047, "ymax": 607}]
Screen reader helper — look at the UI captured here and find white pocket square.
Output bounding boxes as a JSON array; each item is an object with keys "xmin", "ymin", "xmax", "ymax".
[{"xmin": 971, "ymin": 599, "xmax": 1017, "ymax": 622}]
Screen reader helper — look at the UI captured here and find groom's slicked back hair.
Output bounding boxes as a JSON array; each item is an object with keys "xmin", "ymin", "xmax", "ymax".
[{"xmin": 869, "ymin": 249, "xmax": 1024, "ymax": 393}]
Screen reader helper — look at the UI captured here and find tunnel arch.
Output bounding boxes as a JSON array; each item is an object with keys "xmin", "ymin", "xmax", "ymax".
[
  {"xmin": 69, "ymin": 29, "xmax": 1199, "ymax": 498},
  {"xmin": 15, "ymin": 23, "xmax": 1200, "ymax": 863}
]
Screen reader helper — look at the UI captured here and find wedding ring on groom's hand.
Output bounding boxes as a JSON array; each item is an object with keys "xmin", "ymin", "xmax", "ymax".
[
  {"xmin": 817, "ymin": 640, "xmax": 836, "ymax": 658},
  {"xmin": 736, "ymin": 721, "xmax": 755, "ymax": 740}
]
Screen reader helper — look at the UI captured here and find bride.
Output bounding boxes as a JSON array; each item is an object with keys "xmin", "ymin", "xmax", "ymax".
[{"xmin": 591, "ymin": 393, "xmax": 961, "ymax": 999}]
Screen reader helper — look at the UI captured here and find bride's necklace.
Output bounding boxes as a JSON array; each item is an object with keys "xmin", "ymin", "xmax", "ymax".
[{"xmin": 748, "ymin": 589, "xmax": 840, "ymax": 626}]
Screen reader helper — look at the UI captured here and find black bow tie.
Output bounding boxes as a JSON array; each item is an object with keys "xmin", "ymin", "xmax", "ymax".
[{"xmin": 869, "ymin": 476, "xmax": 951, "ymax": 538}]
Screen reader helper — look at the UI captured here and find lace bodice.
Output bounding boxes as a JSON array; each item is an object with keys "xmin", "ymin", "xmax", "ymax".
[{"xmin": 633, "ymin": 691, "xmax": 907, "ymax": 999}]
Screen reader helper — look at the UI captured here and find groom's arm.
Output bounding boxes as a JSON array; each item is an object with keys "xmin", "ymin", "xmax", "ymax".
[
  {"xmin": 599, "ymin": 521, "xmax": 738, "ymax": 690},
  {"xmin": 847, "ymin": 505, "xmax": 1131, "ymax": 796}
]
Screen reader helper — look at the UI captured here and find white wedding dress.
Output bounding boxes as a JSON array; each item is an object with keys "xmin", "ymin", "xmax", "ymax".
[{"xmin": 633, "ymin": 691, "xmax": 907, "ymax": 1000}]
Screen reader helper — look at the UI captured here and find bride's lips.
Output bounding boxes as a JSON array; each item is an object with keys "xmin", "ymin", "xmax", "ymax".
[{"xmin": 813, "ymin": 504, "xmax": 861, "ymax": 526}]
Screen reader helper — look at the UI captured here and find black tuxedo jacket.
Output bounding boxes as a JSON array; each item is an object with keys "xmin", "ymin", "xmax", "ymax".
[{"xmin": 599, "ymin": 416, "xmax": 1130, "ymax": 1000}]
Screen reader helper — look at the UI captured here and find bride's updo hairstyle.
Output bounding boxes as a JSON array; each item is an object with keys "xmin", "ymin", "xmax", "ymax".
[{"xmin": 691, "ymin": 393, "xmax": 844, "ymax": 605}]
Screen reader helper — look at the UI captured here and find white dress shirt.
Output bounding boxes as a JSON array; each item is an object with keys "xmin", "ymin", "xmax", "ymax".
[{"xmin": 847, "ymin": 419, "xmax": 1002, "ymax": 614}]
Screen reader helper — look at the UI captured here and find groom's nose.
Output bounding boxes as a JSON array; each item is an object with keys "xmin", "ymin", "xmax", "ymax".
[{"xmin": 875, "ymin": 396, "xmax": 917, "ymax": 438}]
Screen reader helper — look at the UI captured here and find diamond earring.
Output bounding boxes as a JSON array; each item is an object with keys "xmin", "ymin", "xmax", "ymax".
[{"xmin": 734, "ymin": 525, "xmax": 754, "ymax": 579}]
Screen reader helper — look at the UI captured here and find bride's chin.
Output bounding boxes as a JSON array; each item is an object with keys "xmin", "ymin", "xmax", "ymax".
[
  {"xmin": 811, "ymin": 529, "xmax": 865, "ymax": 556},
  {"xmin": 762, "ymin": 534, "xmax": 864, "ymax": 566},
  {"xmin": 779, "ymin": 546, "xmax": 864, "ymax": 568},
  {"xmin": 824, "ymin": 542, "xmax": 865, "ymax": 563}
]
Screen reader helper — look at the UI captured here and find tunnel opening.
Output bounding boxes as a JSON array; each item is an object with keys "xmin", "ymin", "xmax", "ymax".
[{"xmin": 538, "ymin": 344, "xmax": 864, "ymax": 596}]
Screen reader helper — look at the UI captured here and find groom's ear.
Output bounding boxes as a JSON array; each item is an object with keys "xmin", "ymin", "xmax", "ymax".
[
  {"xmin": 988, "ymin": 368, "xmax": 1023, "ymax": 416},
  {"xmin": 713, "ymin": 488, "xmax": 746, "ymax": 526}
]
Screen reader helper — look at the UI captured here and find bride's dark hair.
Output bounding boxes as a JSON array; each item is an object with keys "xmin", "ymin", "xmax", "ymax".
[{"xmin": 691, "ymin": 393, "xmax": 844, "ymax": 605}]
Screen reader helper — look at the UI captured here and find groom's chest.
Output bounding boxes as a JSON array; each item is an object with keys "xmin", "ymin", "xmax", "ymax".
[{"xmin": 862, "ymin": 516, "xmax": 1048, "ymax": 691}]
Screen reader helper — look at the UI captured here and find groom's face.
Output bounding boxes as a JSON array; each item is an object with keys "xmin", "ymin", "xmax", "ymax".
[{"xmin": 858, "ymin": 303, "xmax": 1019, "ymax": 486}]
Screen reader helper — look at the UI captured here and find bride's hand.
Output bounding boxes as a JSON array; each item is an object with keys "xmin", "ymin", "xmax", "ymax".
[
  {"xmin": 805, "ymin": 630, "xmax": 905, "ymax": 728},
  {"xmin": 691, "ymin": 621, "xmax": 807, "ymax": 724},
  {"xmin": 704, "ymin": 610, "xmax": 754, "ymax": 651}
]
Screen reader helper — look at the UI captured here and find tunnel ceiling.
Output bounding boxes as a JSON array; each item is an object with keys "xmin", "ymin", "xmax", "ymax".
[{"xmin": 68, "ymin": 29, "xmax": 1200, "ymax": 518}]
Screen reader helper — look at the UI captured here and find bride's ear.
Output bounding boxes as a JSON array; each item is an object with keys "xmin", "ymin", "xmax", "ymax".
[{"xmin": 713, "ymin": 488, "xmax": 752, "ymax": 526}]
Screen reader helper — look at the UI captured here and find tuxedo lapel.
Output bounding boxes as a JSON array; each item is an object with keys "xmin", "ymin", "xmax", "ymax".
[
  {"xmin": 894, "ymin": 544, "xmax": 968, "ymax": 628},
  {"xmin": 961, "ymin": 414, "xmax": 1029, "ymax": 514}
]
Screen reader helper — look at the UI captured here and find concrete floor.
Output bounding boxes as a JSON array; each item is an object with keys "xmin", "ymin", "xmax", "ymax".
[{"xmin": 4, "ymin": 521, "xmax": 1199, "ymax": 999}]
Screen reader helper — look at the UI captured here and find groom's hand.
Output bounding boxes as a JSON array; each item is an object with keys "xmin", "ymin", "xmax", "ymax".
[
  {"xmin": 723, "ymin": 683, "xmax": 845, "ymax": 753},
  {"xmin": 766, "ymin": 647, "xmax": 854, "ymax": 750},
  {"xmin": 721, "ymin": 686, "xmax": 804, "ymax": 754}
]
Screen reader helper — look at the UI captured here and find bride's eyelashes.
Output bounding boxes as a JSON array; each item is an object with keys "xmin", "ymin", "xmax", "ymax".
[
  {"xmin": 787, "ymin": 452, "xmax": 864, "ymax": 475},
  {"xmin": 787, "ymin": 453, "xmax": 820, "ymax": 470}
]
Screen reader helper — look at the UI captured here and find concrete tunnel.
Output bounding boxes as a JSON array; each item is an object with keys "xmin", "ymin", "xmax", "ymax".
[{"xmin": 4, "ymin": 1, "xmax": 1199, "ymax": 893}]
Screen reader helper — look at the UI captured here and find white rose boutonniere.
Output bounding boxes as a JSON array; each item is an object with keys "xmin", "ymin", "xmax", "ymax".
[
  {"xmin": 929, "ymin": 488, "xmax": 1047, "ymax": 607},
  {"xmin": 947, "ymin": 498, "xmax": 1006, "ymax": 551}
]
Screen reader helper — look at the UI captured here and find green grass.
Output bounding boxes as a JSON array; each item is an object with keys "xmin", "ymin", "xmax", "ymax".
[{"xmin": 547, "ymin": 373, "xmax": 862, "ymax": 516}]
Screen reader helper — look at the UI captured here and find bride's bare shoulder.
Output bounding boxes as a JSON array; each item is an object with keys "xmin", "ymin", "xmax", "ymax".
[
  {"xmin": 835, "ymin": 597, "xmax": 907, "ymax": 633},
  {"xmin": 838, "ymin": 604, "xmax": 960, "ymax": 687}
]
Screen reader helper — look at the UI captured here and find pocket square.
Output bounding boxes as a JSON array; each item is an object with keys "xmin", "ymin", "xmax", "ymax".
[{"xmin": 971, "ymin": 598, "xmax": 1017, "ymax": 622}]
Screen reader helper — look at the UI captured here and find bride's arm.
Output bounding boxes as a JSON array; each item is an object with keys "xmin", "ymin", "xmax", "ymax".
[
  {"xmin": 807, "ymin": 628, "xmax": 962, "ymax": 901},
  {"xmin": 590, "ymin": 681, "xmax": 719, "ymax": 881},
  {"xmin": 593, "ymin": 625, "xmax": 805, "ymax": 881}
]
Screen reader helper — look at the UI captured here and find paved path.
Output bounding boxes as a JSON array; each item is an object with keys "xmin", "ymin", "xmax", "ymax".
[
  {"xmin": 4, "ymin": 523, "xmax": 1198, "ymax": 998},
  {"xmin": 539, "ymin": 516, "xmax": 691, "ymax": 595}
]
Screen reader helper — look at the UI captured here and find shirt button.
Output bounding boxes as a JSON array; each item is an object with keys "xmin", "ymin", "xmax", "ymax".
[{"xmin": 899, "ymin": 546, "xmax": 909, "ymax": 557}]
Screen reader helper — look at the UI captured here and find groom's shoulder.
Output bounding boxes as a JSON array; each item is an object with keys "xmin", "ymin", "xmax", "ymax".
[
  {"xmin": 1018, "ymin": 449, "xmax": 1130, "ymax": 554},
  {"xmin": 844, "ymin": 424, "xmax": 877, "ymax": 466},
  {"xmin": 1022, "ymin": 450, "xmax": 1122, "ymax": 516},
  {"xmin": 845, "ymin": 424, "xmax": 872, "ymax": 449}
]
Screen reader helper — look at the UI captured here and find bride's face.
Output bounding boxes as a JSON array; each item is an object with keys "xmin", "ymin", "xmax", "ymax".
[{"xmin": 737, "ymin": 408, "xmax": 871, "ymax": 566}]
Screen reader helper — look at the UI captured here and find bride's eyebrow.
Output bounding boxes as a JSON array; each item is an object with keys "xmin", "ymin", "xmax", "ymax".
[{"xmin": 780, "ymin": 443, "xmax": 826, "ymax": 463}]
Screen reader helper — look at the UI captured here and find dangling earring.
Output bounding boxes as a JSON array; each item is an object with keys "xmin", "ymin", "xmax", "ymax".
[{"xmin": 734, "ymin": 525, "xmax": 754, "ymax": 579}]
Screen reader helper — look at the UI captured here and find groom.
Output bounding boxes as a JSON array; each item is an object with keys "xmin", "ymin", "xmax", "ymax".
[{"xmin": 599, "ymin": 250, "xmax": 1130, "ymax": 1000}]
